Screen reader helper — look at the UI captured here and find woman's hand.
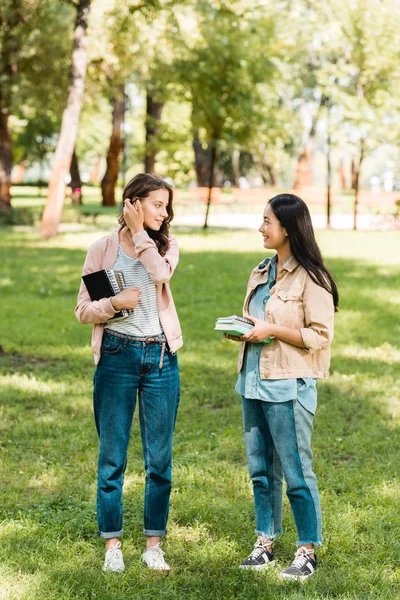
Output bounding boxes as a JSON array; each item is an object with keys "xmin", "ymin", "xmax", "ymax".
[
  {"xmin": 123, "ymin": 198, "xmax": 145, "ymax": 235},
  {"xmin": 241, "ymin": 317, "xmax": 275, "ymax": 343},
  {"xmin": 111, "ymin": 287, "xmax": 141, "ymax": 311},
  {"xmin": 223, "ymin": 333, "xmax": 245, "ymax": 342}
]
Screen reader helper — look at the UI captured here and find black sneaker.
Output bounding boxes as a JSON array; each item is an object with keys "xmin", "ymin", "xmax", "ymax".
[
  {"xmin": 239, "ymin": 541, "xmax": 275, "ymax": 570},
  {"xmin": 281, "ymin": 546, "xmax": 317, "ymax": 581}
]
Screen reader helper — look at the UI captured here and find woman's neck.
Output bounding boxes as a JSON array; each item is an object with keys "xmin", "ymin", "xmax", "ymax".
[{"xmin": 276, "ymin": 244, "xmax": 292, "ymax": 270}]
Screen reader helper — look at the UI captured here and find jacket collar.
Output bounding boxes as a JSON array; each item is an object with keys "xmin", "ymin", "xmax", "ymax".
[
  {"xmin": 282, "ymin": 256, "xmax": 299, "ymax": 272},
  {"xmin": 256, "ymin": 254, "xmax": 299, "ymax": 273}
]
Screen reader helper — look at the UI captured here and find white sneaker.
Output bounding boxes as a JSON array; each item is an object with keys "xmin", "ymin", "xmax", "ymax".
[
  {"xmin": 103, "ymin": 541, "xmax": 125, "ymax": 572},
  {"xmin": 142, "ymin": 542, "xmax": 170, "ymax": 573}
]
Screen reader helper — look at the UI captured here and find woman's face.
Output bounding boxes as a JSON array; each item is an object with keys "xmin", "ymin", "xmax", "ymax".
[
  {"xmin": 139, "ymin": 188, "xmax": 169, "ymax": 231},
  {"xmin": 259, "ymin": 204, "xmax": 288, "ymax": 251}
]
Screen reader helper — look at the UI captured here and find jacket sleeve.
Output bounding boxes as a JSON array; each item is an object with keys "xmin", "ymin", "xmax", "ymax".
[
  {"xmin": 299, "ymin": 276, "xmax": 334, "ymax": 354},
  {"xmin": 132, "ymin": 231, "xmax": 179, "ymax": 284},
  {"xmin": 74, "ymin": 244, "xmax": 116, "ymax": 325}
]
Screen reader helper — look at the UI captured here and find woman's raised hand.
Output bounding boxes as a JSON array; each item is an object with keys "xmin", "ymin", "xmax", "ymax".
[
  {"xmin": 111, "ymin": 287, "xmax": 141, "ymax": 311},
  {"xmin": 123, "ymin": 198, "xmax": 145, "ymax": 234}
]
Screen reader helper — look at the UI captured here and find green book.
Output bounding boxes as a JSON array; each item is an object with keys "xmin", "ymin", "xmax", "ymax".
[{"xmin": 214, "ymin": 315, "xmax": 273, "ymax": 343}]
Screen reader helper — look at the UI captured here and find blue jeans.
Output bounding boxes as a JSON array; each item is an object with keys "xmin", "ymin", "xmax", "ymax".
[
  {"xmin": 93, "ymin": 331, "xmax": 180, "ymax": 538},
  {"xmin": 242, "ymin": 397, "xmax": 322, "ymax": 546}
]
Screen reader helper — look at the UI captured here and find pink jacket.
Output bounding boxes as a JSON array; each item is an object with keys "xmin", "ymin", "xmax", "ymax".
[{"xmin": 75, "ymin": 229, "xmax": 183, "ymax": 364}]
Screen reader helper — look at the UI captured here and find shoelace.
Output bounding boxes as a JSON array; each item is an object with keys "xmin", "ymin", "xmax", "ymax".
[
  {"xmin": 249, "ymin": 542, "xmax": 269, "ymax": 560},
  {"xmin": 291, "ymin": 547, "xmax": 313, "ymax": 570},
  {"xmin": 146, "ymin": 542, "xmax": 166, "ymax": 568},
  {"xmin": 107, "ymin": 542, "xmax": 122, "ymax": 562}
]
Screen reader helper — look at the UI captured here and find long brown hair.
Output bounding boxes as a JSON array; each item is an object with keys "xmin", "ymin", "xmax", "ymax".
[
  {"xmin": 269, "ymin": 193, "xmax": 339, "ymax": 311},
  {"xmin": 118, "ymin": 173, "xmax": 174, "ymax": 256}
]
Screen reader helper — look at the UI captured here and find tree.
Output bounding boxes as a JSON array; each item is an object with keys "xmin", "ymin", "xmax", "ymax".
[
  {"xmin": 317, "ymin": 0, "xmax": 400, "ymax": 228},
  {"xmin": 101, "ymin": 84, "xmax": 125, "ymax": 206},
  {"xmin": 40, "ymin": 0, "xmax": 91, "ymax": 239},
  {"xmin": 177, "ymin": 0, "xmax": 276, "ymax": 227}
]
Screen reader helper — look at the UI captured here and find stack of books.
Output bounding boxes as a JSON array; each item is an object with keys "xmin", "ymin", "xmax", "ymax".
[
  {"xmin": 82, "ymin": 269, "xmax": 133, "ymax": 320},
  {"xmin": 214, "ymin": 315, "xmax": 273, "ymax": 343}
]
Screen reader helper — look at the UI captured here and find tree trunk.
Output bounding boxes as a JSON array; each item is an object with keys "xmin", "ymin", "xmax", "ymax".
[
  {"xmin": 101, "ymin": 84, "xmax": 125, "ymax": 207},
  {"xmin": 90, "ymin": 156, "xmax": 101, "ymax": 182},
  {"xmin": 13, "ymin": 161, "xmax": 26, "ymax": 184},
  {"xmin": 339, "ymin": 158, "xmax": 347, "ymax": 190},
  {"xmin": 254, "ymin": 150, "xmax": 277, "ymax": 186},
  {"xmin": 351, "ymin": 156, "xmax": 358, "ymax": 190},
  {"xmin": 204, "ymin": 141, "xmax": 217, "ymax": 229},
  {"xmin": 40, "ymin": 0, "xmax": 91, "ymax": 239},
  {"xmin": 232, "ymin": 149, "xmax": 240, "ymax": 186},
  {"xmin": 144, "ymin": 91, "xmax": 163, "ymax": 173},
  {"xmin": 0, "ymin": 113, "xmax": 12, "ymax": 209},
  {"xmin": 264, "ymin": 160, "xmax": 277, "ymax": 186},
  {"xmin": 192, "ymin": 131, "xmax": 210, "ymax": 186},
  {"xmin": 294, "ymin": 106, "xmax": 320, "ymax": 189},
  {"xmin": 70, "ymin": 149, "xmax": 82, "ymax": 204},
  {"xmin": 326, "ymin": 128, "xmax": 332, "ymax": 229},
  {"xmin": 353, "ymin": 139, "xmax": 365, "ymax": 231},
  {"xmin": 0, "ymin": 0, "xmax": 23, "ymax": 209},
  {"xmin": 294, "ymin": 149, "xmax": 312, "ymax": 188}
]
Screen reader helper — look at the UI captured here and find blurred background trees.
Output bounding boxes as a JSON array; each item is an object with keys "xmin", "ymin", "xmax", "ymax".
[{"xmin": 1, "ymin": 0, "xmax": 400, "ymax": 235}]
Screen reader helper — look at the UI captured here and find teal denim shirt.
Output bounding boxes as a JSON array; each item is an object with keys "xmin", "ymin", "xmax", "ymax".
[{"xmin": 235, "ymin": 255, "xmax": 317, "ymax": 414}]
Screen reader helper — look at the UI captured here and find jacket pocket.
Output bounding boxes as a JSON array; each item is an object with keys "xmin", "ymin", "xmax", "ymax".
[
  {"xmin": 276, "ymin": 288, "xmax": 302, "ymax": 302},
  {"xmin": 274, "ymin": 288, "xmax": 303, "ymax": 327}
]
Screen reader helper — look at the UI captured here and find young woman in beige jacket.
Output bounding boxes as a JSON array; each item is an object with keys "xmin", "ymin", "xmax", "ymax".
[{"xmin": 226, "ymin": 193, "xmax": 338, "ymax": 580}]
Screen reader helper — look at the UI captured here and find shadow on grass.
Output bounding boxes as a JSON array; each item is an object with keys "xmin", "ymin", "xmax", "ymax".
[{"xmin": 1, "ymin": 238, "xmax": 400, "ymax": 598}]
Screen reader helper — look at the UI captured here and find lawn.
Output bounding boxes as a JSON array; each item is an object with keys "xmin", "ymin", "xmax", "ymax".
[{"xmin": 0, "ymin": 223, "xmax": 399, "ymax": 599}]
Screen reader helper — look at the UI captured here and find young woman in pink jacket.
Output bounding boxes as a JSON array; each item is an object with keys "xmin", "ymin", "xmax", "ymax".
[{"xmin": 75, "ymin": 173, "xmax": 182, "ymax": 573}]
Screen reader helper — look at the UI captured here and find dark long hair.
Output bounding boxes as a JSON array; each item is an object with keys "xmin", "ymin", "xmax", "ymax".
[
  {"xmin": 269, "ymin": 193, "xmax": 339, "ymax": 310},
  {"xmin": 118, "ymin": 173, "xmax": 174, "ymax": 256}
]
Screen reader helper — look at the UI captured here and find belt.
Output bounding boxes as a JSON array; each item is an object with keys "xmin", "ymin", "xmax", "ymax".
[{"xmin": 104, "ymin": 330, "xmax": 167, "ymax": 369}]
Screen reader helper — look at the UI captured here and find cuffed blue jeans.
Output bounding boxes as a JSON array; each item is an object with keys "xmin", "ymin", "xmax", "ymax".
[
  {"xmin": 93, "ymin": 330, "xmax": 180, "ymax": 539},
  {"xmin": 242, "ymin": 397, "xmax": 322, "ymax": 546}
]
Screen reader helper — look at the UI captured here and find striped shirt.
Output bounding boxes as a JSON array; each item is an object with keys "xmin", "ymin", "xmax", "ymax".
[{"xmin": 105, "ymin": 246, "xmax": 163, "ymax": 337}]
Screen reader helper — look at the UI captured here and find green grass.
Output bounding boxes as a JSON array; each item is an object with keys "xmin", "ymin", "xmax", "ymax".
[{"xmin": 0, "ymin": 224, "xmax": 400, "ymax": 599}]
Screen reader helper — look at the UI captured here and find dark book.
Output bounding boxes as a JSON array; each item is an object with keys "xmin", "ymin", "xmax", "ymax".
[{"xmin": 82, "ymin": 269, "xmax": 132, "ymax": 320}]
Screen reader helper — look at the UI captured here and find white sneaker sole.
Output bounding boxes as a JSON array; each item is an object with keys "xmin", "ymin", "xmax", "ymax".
[
  {"xmin": 102, "ymin": 565, "xmax": 125, "ymax": 573},
  {"xmin": 281, "ymin": 572, "xmax": 312, "ymax": 582},
  {"xmin": 239, "ymin": 560, "xmax": 275, "ymax": 570}
]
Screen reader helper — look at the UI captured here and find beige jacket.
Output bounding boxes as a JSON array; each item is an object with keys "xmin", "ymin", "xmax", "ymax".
[
  {"xmin": 237, "ymin": 256, "xmax": 334, "ymax": 379},
  {"xmin": 75, "ymin": 230, "xmax": 183, "ymax": 364}
]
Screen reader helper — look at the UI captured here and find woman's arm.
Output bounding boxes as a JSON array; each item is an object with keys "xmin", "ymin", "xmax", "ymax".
[
  {"xmin": 241, "ymin": 320, "xmax": 305, "ymax": 346},
  {"xmin": 74, "ymin": 246, "xmax": 117, "ymax": 325},
  {"xmin": 132, "ymin": 231, "xmax": 179, "ymax": 285},
  {"xmin": 74, "ymin": 242, "xmax": 141, "ymax": 325},
  {"xmin": 299, "ymin": 276, "xmax": 334, "ymax": 353},
  {"xmin": 234, "ymin": 277, "xmax": 334, "ymax": 351}
]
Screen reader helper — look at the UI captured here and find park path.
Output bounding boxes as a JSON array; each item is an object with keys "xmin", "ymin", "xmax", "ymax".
[{"xmin": 173, "ymin": 211, "xmax": 395, "ymax": 231}]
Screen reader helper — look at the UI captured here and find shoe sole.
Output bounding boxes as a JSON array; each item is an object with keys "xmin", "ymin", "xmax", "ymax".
[
  {"xmin": 239, "ymin": 561, "xmax": 275, "ymax": 570},
  {"xmin": 281, "ymin": 572, "xmax": 312, "ymax": 582},
  {"xmin": 142, "ymin": 562, "xmax": 170, "ymax": 575}
]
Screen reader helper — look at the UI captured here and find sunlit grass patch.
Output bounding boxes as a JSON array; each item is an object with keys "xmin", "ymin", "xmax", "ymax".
[{"xmin": 0, "ymin": 227, "xmax": 400, "ymax": 599}]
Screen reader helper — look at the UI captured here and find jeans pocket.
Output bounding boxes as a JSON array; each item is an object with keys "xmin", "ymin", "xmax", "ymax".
[{"xmin": 101, "ymin": 337, "xmax": 122, "ymax": 355}]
